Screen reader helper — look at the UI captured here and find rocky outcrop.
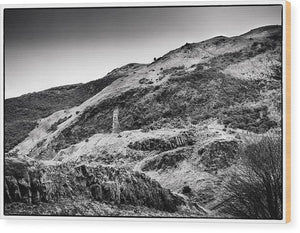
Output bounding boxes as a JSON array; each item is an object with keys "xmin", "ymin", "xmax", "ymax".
[
  {"xmin": 128, "ymin": 131, "xmax": 195, "ymax": 152},
  {"xmin": 82, "ymin": 165, "xmax": 185, "ymax": 212},
  {"xmin": 5, "ymin": 158, "xmax": 33, "ymax": 204},
  {"xmin": 141, "ymin": 147, "xmax": 193, "ymax": 172},
  {"xmin": 4, "ymin": 158, "xmax": 185, "ymax": 213}
]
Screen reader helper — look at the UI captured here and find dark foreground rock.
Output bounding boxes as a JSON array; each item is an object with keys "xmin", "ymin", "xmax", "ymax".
[{"xmin": 4, "ymin": 157, "xmax": 186, "ymax": 214}]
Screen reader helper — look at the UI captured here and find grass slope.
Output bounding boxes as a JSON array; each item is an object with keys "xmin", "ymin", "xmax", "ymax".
[{"xmin": 4, "ymin": 64, "xmax": 143, "ymax": 152}]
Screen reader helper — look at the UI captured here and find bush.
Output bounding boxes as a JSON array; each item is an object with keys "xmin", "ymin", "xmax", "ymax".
[
  {"xmin": 218, "ymin": 135, "xmax": 282, "ymax": 219},
  {"xmin": 182, "ymin": 186, "xmax": 192, "ymax": 194}
]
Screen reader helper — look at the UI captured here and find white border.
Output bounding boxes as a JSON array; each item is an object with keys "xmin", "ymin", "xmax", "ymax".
[
  {"xmin": 0, "ymin": 0, "xmax": 287, "ymax": 223},
  {"xmin": 282, "ymin": 0, "xmax": 287, "ymax": 225}
]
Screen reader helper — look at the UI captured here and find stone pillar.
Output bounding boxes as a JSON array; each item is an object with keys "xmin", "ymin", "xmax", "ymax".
[{"xmin": 112, "ymin": 107, "xmax": 120, "ymax": 134}]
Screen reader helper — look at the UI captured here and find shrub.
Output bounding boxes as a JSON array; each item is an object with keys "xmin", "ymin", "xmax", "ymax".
[
  {"xmin": 139, "ymin": 78, "xmax": 153, "ymax": 85},
  {"xmin": 218, "ymin": 135, "xmax": 282, "ymax": 219},
  {"xmin": 182, "ymin": 185, "xmax": 192, "ymax": 194}
]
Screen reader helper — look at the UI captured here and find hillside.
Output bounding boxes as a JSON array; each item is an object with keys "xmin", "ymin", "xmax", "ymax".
[
  {"xmin": 4, "ymin": 25, "xmax": 283, "ymax": 218},
  {"xmin": 4, "ymin": 63, "xmax": 145, "ymax": 152}
]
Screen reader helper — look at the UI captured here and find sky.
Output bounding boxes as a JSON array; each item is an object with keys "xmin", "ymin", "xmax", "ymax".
[{"xmin": 4, "ymin": 5, "xmax": 282, "ymax": 98}]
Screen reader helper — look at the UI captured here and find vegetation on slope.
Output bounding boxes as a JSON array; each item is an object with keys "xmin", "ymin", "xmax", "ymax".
[
  {"xmin": 48, "ymin": 66, "xmax": 280, "ymax": 153},
  {"xmin": 4, "ymin": 69, "xmax": 130, "ymax": 152},
  {"xmin": 5, "ymin": 26, "xmax": 282, "ymax": 154}
]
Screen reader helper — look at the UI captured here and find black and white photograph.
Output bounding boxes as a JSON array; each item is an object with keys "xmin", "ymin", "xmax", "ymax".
[{"xmin": 2, "ymin": 2, "xmax": 286, "ymax": 220}]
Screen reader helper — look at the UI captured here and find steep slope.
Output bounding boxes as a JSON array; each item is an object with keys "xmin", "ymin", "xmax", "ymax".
[{"xmin": 4, "ymin": 63, "xmax": 146, "ymax": 152}]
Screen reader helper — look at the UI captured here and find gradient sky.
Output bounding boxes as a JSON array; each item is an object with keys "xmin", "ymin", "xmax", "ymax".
[{"xmin": 4, "ymin": 6, "xmax": 282, "ymax": 98}]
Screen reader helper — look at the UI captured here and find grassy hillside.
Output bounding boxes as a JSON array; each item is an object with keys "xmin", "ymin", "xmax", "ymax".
[
  {"xmin": 5, "ymin": 26, "xmax": 282, "ymax": 155},
  {"xmin": 4, "ymin": 63, "xmax": 143, "ymax": 152},
  {"xmin": 48, "ymin": 29, "xmax": 282, "ymax": 153},
  {"xmin": 50, "ymin": 65, "xmax": 280, "ymax": 153}
]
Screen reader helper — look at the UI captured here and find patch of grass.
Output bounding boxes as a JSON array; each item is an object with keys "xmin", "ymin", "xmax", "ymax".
[
  {"xmin": 205, "ymin": 39, "xmax": 279, "ymax": 70},
  {"xmin": 219, "ymin": 105, "xmax": 278, "ymax": 133},
  {"xmin": 4, "ymin": 121, "xmax": 38, "ymax": 153}
]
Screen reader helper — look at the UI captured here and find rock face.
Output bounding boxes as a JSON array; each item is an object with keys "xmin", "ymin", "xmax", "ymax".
[
  {"xmin": 4, "ymin": 158, "xmax": 185, "ymax": 213},
  {"xmin": 141, "ymin": 147, "xmax": 193, "ymax": 172},
  {"xmin": 5, "ymin": 158, "xmax": 33, "ymax": 204},
  {"xmin": 128, "ymin": 130, "xmax": 195, "ymax": 152},
  {"xmin": 85, "ymin": 166, "xmax": 184, "ymax": 212}
]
